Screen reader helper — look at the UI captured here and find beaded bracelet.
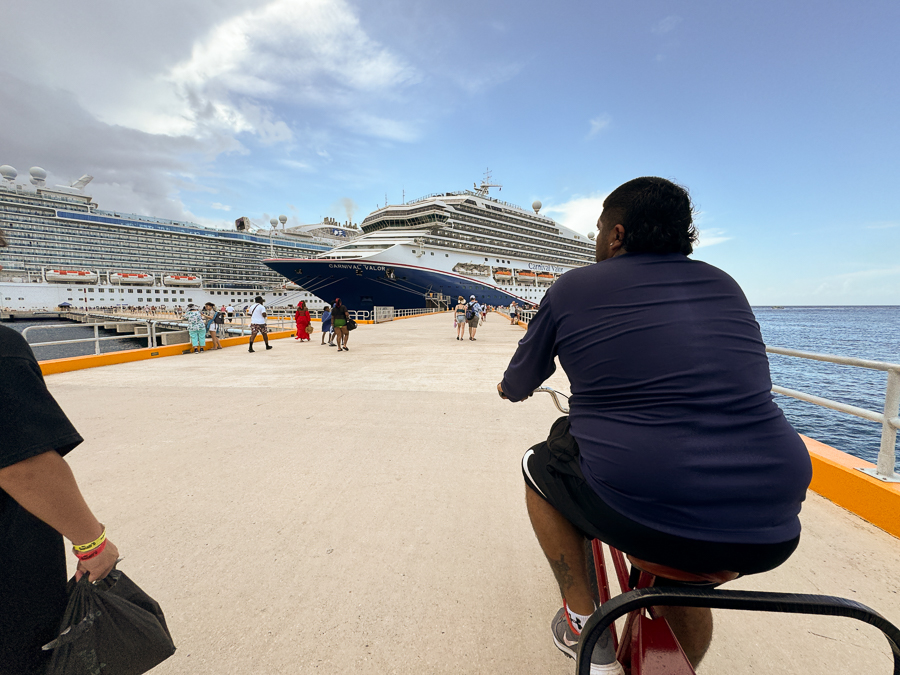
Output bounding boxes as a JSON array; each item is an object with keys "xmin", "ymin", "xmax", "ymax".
[
  {"xmin": 74, "ymin": 539, "xmax": 108, "ymax": 561},
  {"xmin": 72, "ymin": 526, "xmax": 106, "ymax": 554}
]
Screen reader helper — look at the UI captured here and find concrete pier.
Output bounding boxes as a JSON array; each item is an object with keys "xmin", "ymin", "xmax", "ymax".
[{"xmin": 43, "ymin": 313, "xmax": 900, "ymax": 674}]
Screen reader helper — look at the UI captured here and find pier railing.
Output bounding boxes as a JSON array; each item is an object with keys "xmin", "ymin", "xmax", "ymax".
[
  {"xmin": 23, "ymin": 321, "xmax": 156, "ymax": 355},
  {"xmin": 507, "ymin": 310, "xmax": 900, "ymax": 482}
]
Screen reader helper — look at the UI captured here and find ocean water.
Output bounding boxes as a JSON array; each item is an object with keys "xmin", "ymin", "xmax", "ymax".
[{"xmin": 755, "ymin": 306, "xmax": 900, "ymax": 464}]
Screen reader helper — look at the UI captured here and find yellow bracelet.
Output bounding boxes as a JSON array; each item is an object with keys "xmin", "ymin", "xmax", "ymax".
[{"xmin": 72, "ymin": 527, "xmax": 106, "ymax": 553}]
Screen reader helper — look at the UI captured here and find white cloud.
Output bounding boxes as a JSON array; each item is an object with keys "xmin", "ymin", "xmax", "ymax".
[
  {"xmin": 543, "ymin": 193, "xmax": 608, "ymax": 234},
  {"xmin": 211, "ymin": 202, "xmax": 232, "ymax": 211},
  {"xmin": 694, "ymin": 228, "xmax": 730, "ymax": 248},
  {"xmin": 587, "ymin": 114, "xmax": 611, "ymax": 138},
  {"xmin": 652, "ymin": 16, "xmax": 682, "ymax": 34},
  {"xmin": 163, "ymin": 0, "xmax": 420, "ymax": 142}
]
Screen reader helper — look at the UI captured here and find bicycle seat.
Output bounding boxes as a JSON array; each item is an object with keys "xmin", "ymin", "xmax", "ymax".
[{"xmin": 626, "ymin": 555, "xmax": 740, "ymax": 585}]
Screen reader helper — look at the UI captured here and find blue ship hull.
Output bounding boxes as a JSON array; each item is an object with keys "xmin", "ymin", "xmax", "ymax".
[{"xmin": 264, "ymin": 258, "xmax": 540, "ymax": 310}]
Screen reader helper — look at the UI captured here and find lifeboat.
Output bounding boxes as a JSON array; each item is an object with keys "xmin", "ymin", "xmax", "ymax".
[
  {"xmin": 492, "ymin": 267, "xmax": 512, "ymax": 281},
  {"xmin": 163, "ymin": 274, "xmax": 202, "ymax": 287},
  {"xmin": 110, "ymin": 272, "xmax": 154, "ymax": 286},
  {"xmin": 516, "ymin": 270, "xmax": 537, "ymax": 283},
  {"xmin": 45, "ymin": 269, "xmax": 99, "ymax": 284},
  {"xmin": 283, "ymin": 282, "xmax": 302, "ymax": 290},
  {"xmin": 537, "ymin": 272, "xmax": 555, "ymax": 285}
]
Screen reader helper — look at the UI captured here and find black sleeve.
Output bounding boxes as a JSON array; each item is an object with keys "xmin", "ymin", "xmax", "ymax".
[{"xmin": 0, "ymin": 329, "xmax": 83, "ymax": 469}]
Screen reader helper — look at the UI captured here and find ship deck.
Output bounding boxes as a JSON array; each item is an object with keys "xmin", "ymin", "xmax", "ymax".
[{"xmin": 43, "ymin": 313, "xmax": 900, "ymax": 674}]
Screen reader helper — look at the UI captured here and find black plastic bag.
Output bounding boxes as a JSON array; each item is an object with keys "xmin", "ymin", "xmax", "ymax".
[{"xmin": 43, "ymin": 569, "xmax": 176, "ymax": 675}]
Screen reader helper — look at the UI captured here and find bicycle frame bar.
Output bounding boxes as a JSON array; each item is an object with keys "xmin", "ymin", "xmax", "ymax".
[{"xmin": 576, "ymin": 587, "xmax": 900, "ymax": 675}]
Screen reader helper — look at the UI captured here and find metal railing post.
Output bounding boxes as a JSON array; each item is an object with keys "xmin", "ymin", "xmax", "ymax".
[
  {"xmin": 877, "ymin": 369, "xmax": 900, "ymax": 478},
  {"xmin": 93, "ymin": 324, "xmax": 100, "ymax": 355}
]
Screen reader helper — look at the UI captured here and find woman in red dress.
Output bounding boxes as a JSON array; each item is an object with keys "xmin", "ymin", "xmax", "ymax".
[{"xmin": 294, "ymin": 301, "xmax": 311, "ymax": 341}]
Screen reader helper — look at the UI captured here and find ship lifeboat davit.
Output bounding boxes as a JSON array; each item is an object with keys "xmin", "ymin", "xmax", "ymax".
[
  {"xmin": 492, "ymin": 267, "xmax": 512, "ymax": 281},
  {"xmin": 516, "ymin": 269, "xmax": 537, "ymax": 283},
  {"xmin": 110, "ymin": 272, "xmax": 154, "ymax": 286},
  {"xmin": 163, "ymin": 274, "xmax": 202, "ymax": 287},
  {"xmin": 537, "ymin": 272, "xmax": 555, "ymax": 285},
  {"xmin": 45, "ymin": 269, "xmax": 99, "ymax": 284}
]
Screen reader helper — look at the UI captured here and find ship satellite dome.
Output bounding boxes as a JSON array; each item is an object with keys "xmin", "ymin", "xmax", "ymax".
[
  {"xmin": 587, "ymin": 231, "xmax": 596, "ymax": 240},
  {"xmin": 278, "ymin": 214, "xmax": 287, "ymax": 225},
  {"xmin": 532, "ymin": 200, "xmax": 542, "ymax": 214},
  {"xmin": 0, "ymin": 165, "xmax": 17, "ymax": 181},
  {"xmin": 269, "ymin": 218, "xmax": 278, "ymax": 227},
  {"xmin": 29, "ymin": 166, "xmax": 47, "ymax": 180}
]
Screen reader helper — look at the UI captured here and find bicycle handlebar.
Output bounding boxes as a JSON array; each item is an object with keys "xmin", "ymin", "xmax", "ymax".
[{"xmin": 533, "ymin": 387, "xmax": 570, "ymax": 414}]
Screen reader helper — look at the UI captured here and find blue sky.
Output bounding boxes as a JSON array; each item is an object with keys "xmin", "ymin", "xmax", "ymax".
[{"xmin": 1, "ymin": 0, "xmax": 897, "ymax": 304}]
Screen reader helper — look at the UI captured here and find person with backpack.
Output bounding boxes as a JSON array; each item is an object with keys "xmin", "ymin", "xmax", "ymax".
[{"xmin": 466, "ymin": 294, "xmax": 482, "ymax": 341}]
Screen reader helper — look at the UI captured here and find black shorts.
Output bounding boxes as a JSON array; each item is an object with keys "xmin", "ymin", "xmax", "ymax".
[{"xmin": 522, "ymin": 417, "xmax": 799, "ymax": 578}]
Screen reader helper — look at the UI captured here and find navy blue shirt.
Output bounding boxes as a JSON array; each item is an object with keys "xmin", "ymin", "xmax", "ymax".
[{"xmin": 501, "ymin": 253, "xmax": 812, "ymax": 544}]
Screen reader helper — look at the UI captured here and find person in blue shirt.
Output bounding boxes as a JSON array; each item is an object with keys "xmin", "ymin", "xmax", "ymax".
[{"xmin": 498, "ymin": 177, "xmax": 812, "ymax": 672}]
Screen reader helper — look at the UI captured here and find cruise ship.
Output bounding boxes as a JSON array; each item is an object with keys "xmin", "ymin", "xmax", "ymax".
[
  {"xmin": 0, "ymin": 166, "xmax": 358, "ymax": 311},
  {"xmin": 264, "ymin": 177, "xmax": 597, "ymax": 311}
]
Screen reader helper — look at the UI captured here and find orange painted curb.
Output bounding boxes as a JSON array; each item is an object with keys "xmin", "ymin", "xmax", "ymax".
[
  {"xmin": 39, "ymin": 330, "xmax": 297, "ymax": 376},
  {"xmin": 801, "ymin": 435, "xmax": 900, "ymax": 538}
]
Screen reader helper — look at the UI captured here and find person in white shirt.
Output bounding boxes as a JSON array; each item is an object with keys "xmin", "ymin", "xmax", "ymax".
[{"xmin": 247, "ymin": 296, "xmax": 272, "ymax": 353}]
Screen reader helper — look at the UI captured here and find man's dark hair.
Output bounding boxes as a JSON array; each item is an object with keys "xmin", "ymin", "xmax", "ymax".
[
  {"xmin": 603, "ymin": 177, "xmax": 697, "ymax": 255},
  {"xmin": 254, "ymin": 295, "xmax": 264, "ymax": 303}
]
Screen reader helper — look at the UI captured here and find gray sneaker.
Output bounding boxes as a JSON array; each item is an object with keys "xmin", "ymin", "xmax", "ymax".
[{"xmin": 551, "ymin": 608, "xmax": 625, "ymax": 675}]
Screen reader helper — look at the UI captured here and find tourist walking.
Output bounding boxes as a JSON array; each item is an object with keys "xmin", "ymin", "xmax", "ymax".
[
  {"xmin": 185, "ymin": 303, "xmax": 206, "ymax": 353},
  {"xmin": 0, "ymin": 227, "xmax": 120, "ymax": 674},
  {"xmin": 331, "ymin": 298, "xmax": 350, "ymax": 351},
  {"xmin": 202, "ymin": 303, "xmax": 222, "ymax": 350},
  {"xmin": 216, "ymin": 305, "xmax": 227, "ymax": 339},
  {"xmin": 466, "ymin": 295, "xmax": 482, "ymax": 341},
  {"xmin": 294, "ymin": 301, "xmax": 312, "ymax": 342},
  {"xmin": 509, "ymin": 301, "xmax": 518, "ymax": 325},
  {"xmin": 247, "ymin": 296, "xmax": 272, "ymax": 352},
  {"xmin": 226, "ymin": 304, "xmax": 235, "ymax": 319},
  {"xmin": 321, "ymin": 305, "xmax": 335, "ymax": 346},
  {"xmin": 454, "ymin": 296, "xmax": 467, "ymax": 340}
]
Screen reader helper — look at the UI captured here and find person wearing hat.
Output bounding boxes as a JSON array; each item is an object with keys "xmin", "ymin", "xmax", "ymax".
[
  {"xmin": 466, "ymin": 295, "xmax": 483, "ymax": 341},
  {"xmin": 184, "ymin": 303, "xmax": 206, "ymax": 353}
]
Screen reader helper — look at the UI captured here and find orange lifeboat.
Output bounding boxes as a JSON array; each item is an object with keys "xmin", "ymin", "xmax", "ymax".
[
  {"xmin": 537, "ymin": 272, "xmax": 554, "ymax": 285},
  {"xmin": 163, "ymin": 274, "xmax": 202, "ymax": 287},
  {"xmin": 45, "ymin": 269, "xmax": 99, "ymax": 283},
  {"xmin": 110, "ymin": 272, "xmax": 154, "ymax": 286},
  {"xmin": 492, "ymin": 267, "xmax": 512, "ymax": 281},
  {"xmin": 516, "ymin": 269, "xmax": 536, "ymax": 283}
]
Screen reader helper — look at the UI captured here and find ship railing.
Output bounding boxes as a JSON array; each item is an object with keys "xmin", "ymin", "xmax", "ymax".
[{"xmin": 22, "ymin": 321, "xmax": 157, "ymax": 355}]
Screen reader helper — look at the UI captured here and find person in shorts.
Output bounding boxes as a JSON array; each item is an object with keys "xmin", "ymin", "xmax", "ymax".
[
  {"xmin": 466, "ymin": 295, "xmax": 482, "ymax": 341},
  {"xmin": 247, "ymin": 296, "xmax": 271, "ymax": 352},
  {"xmin": 498, "ymin": 177, "xmax": 812, "ymax": 672}
]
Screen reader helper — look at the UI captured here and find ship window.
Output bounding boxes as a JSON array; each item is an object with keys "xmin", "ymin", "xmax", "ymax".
[
  {"xmin": 88, "ymin": 288, "xmax": 94, "ymax": 292},
  {"xmin": 137, "ymin": 289, "xmax": 142, "ymax": 293},
  {"xmin": 67, "ymin": 288, "xmax": 72, "ymax": 291},
  {"xmin": 430, "ymin": 252, "xmax": 434, "ymax": 255},
  {"xmin": 128, "ymin": 289, "xmax": 133, "ymax": 293},
  {"xmin": 180, "ymin": 290, "xmax": 184, "ymax": 294}
]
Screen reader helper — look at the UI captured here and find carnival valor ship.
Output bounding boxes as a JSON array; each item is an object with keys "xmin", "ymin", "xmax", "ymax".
[
  {"xmin": 0, "ymin": 165, "xmax": 358, "ymax": 311},
  {"xmin": 264, "ymin": 176, "xmax": 597, "ymax": 311}
]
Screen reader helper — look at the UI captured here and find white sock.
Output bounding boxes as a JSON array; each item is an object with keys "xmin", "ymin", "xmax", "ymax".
[{"xmin": 566, "ymin": 603, "xmax": 594, "ymax": 635}]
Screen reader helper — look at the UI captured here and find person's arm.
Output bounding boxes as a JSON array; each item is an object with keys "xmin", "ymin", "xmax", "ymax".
[
  {"xmin": 0, "ymin": 451, "xmax": 119, "ymax": 581},
  {"xmin": 498, "ymin": 300, "xmax": 558, "ymax": 401}
]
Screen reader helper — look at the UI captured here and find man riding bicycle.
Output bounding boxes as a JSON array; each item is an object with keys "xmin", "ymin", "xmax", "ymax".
[{"xmin": 498, "ymin": 177, "xmax": 812, "ymax": 673}]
